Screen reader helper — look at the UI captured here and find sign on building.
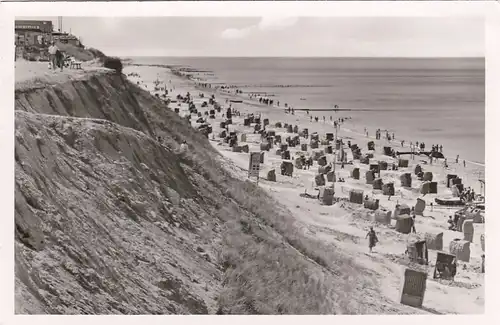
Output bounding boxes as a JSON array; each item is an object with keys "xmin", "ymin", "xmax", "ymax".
[
  {"xmin": 400, "ymin": 268, "xmax": 427, "ymax": 308},
  {"xmin": 248, "ymin": 152, "xmax": 261, "ymax": 181},
  {"xmin": 15, "ymin": 20, "xmax": 53, "ymax": 33}
]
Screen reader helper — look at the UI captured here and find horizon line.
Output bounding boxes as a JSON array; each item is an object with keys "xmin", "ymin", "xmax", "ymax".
[{"xmin": 119, "ymin": 55, "xmax": 485, "ymax": 59}]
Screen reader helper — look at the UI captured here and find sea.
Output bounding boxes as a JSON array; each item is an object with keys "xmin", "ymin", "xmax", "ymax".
[{"xmin": 130, "ymin": 57, "xmax": 485, "ymax": 165}]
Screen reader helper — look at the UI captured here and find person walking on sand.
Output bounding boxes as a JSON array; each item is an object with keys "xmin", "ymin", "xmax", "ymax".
[
  {"xmin": 411, "ymin": 215, "xmax": 416, "ymax": 233},
  {"xmin": 456, "ymin": 155, "xmax": 459, "ymax": 163},
  {"xmin": 463, "ymin": 160, "xmax": 466, "ymax": 168},
  {"xmin": 366, "ymin": 227, "xmax": 378, "ymax": 253}
]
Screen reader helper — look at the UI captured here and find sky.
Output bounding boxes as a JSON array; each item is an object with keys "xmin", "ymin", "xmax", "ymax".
[{"xmin": 18, "ymin": 16, "xmax": 484, "ymax": 57}]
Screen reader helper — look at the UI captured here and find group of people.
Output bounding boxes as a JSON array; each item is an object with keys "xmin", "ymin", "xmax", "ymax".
[
  {"xmin": 307, "ymin": 114, "xmax": 350, "ymax": 126},
  {"xmin": 431, "ymin": 144, "xmax": 444, "ymax": 153},
  {"xmin": 373, "ymin": 129, "xmax": 394, "ymax": 141},
  {"xmin": 369, "ymin": 129, "xmax": 452, "ymax": 160},
  {"xmin": 366, "ymin": 127, "xmax": 473, "ymax": 170},
  {"xmin": 47, "ymin": 41, "xmax": 65, "ymax": 72},
  {"xmin": 259, "ymin": 97, "xmax": 275, "ymax": 106},
  {"xmin": 460, "ymin": 187, "xmax": 476, "ymax": 203}
]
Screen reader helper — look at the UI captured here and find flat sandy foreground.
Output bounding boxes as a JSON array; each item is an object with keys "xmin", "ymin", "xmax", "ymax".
[{"xmin": 15, "ymin": 60, "xmax": 485, "ymax": 314}]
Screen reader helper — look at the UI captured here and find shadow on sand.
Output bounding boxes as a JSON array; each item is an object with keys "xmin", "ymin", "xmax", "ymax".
[{"xmin": 420, "ymin": 305, "xmax": 445, "ymax": 315}]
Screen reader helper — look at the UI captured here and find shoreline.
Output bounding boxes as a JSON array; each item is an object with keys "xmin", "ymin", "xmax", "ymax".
[
  {"xmin": 130, "ymin": 62, "xmax": 485, "ymax": 168},
  {"xmin": 124, "ymin": 60, "xmax": 485, "ymax": 194}
]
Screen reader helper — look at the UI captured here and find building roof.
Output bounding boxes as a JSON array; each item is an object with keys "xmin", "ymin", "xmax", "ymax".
[
  {"xmin": 15, "ymin": 20, "xmax": 53, "ymax": 33},
  {"xmin": 52, "ymin": 33, "xmax": 78, "ymax": 39}
]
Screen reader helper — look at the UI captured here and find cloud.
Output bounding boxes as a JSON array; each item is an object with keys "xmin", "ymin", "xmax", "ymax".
[
  {"xmin": 257, "ymin": 17, "xmax": 299, "ymax": 31},
  {"xmin": 221, "ymin": 17, "xmax": 298, "ymax": 40},
  {"xmin": 220, "ymin": 26, "xmax": 256, "ymax": 39}
]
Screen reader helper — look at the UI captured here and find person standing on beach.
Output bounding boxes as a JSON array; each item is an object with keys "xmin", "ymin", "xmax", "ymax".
[
  {"xmin": 55, "ymin": 49, "xmax": 64, "ymax": 72},
  {"xmin": 456, "ymin": 155, "xmax": 459, "ymax": 163},
  {"xmin": 366, "ymin": 227, "xmax": 378, "ymax": 253},
  {"xmin": 48, "ymin": 41, "xmax": 59, "ymax": 70},
  {"xmin": 448, "ymin": 216, "xmax": 455, "ymax": 230},
  {"xmin": 464, "ymin": 160, "xmax": 466, "ymax": 168}
]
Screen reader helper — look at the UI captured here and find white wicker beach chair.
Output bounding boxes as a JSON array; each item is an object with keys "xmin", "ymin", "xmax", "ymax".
[{"xmin": 70, "ymin": 57, "xmax": 83, "ymax": 69}]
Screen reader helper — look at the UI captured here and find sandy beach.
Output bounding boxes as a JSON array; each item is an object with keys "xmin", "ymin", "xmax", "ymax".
[{"xmin": 122, "ymin": 62, "xmax": 485, "ymax": 314}]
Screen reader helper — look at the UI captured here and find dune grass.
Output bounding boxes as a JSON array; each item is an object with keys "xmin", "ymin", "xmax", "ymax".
[
  {"xmin": 101, "ymin": 56, "xmax": 124, "ymax": 74},
  {"xmin": 218, "ymin": 179, "xmax": 369, "ymax": 314},
  {"xmin": 55, "ymin": 42, "xmax": 95, "ymax": 62},
  {"xmin": 55, "ymin": 43, "xmax": 108, "ymax": 63},
  {"xmin": 178, "ymin": 147, "xmax": 367, "ymax": 314}
]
